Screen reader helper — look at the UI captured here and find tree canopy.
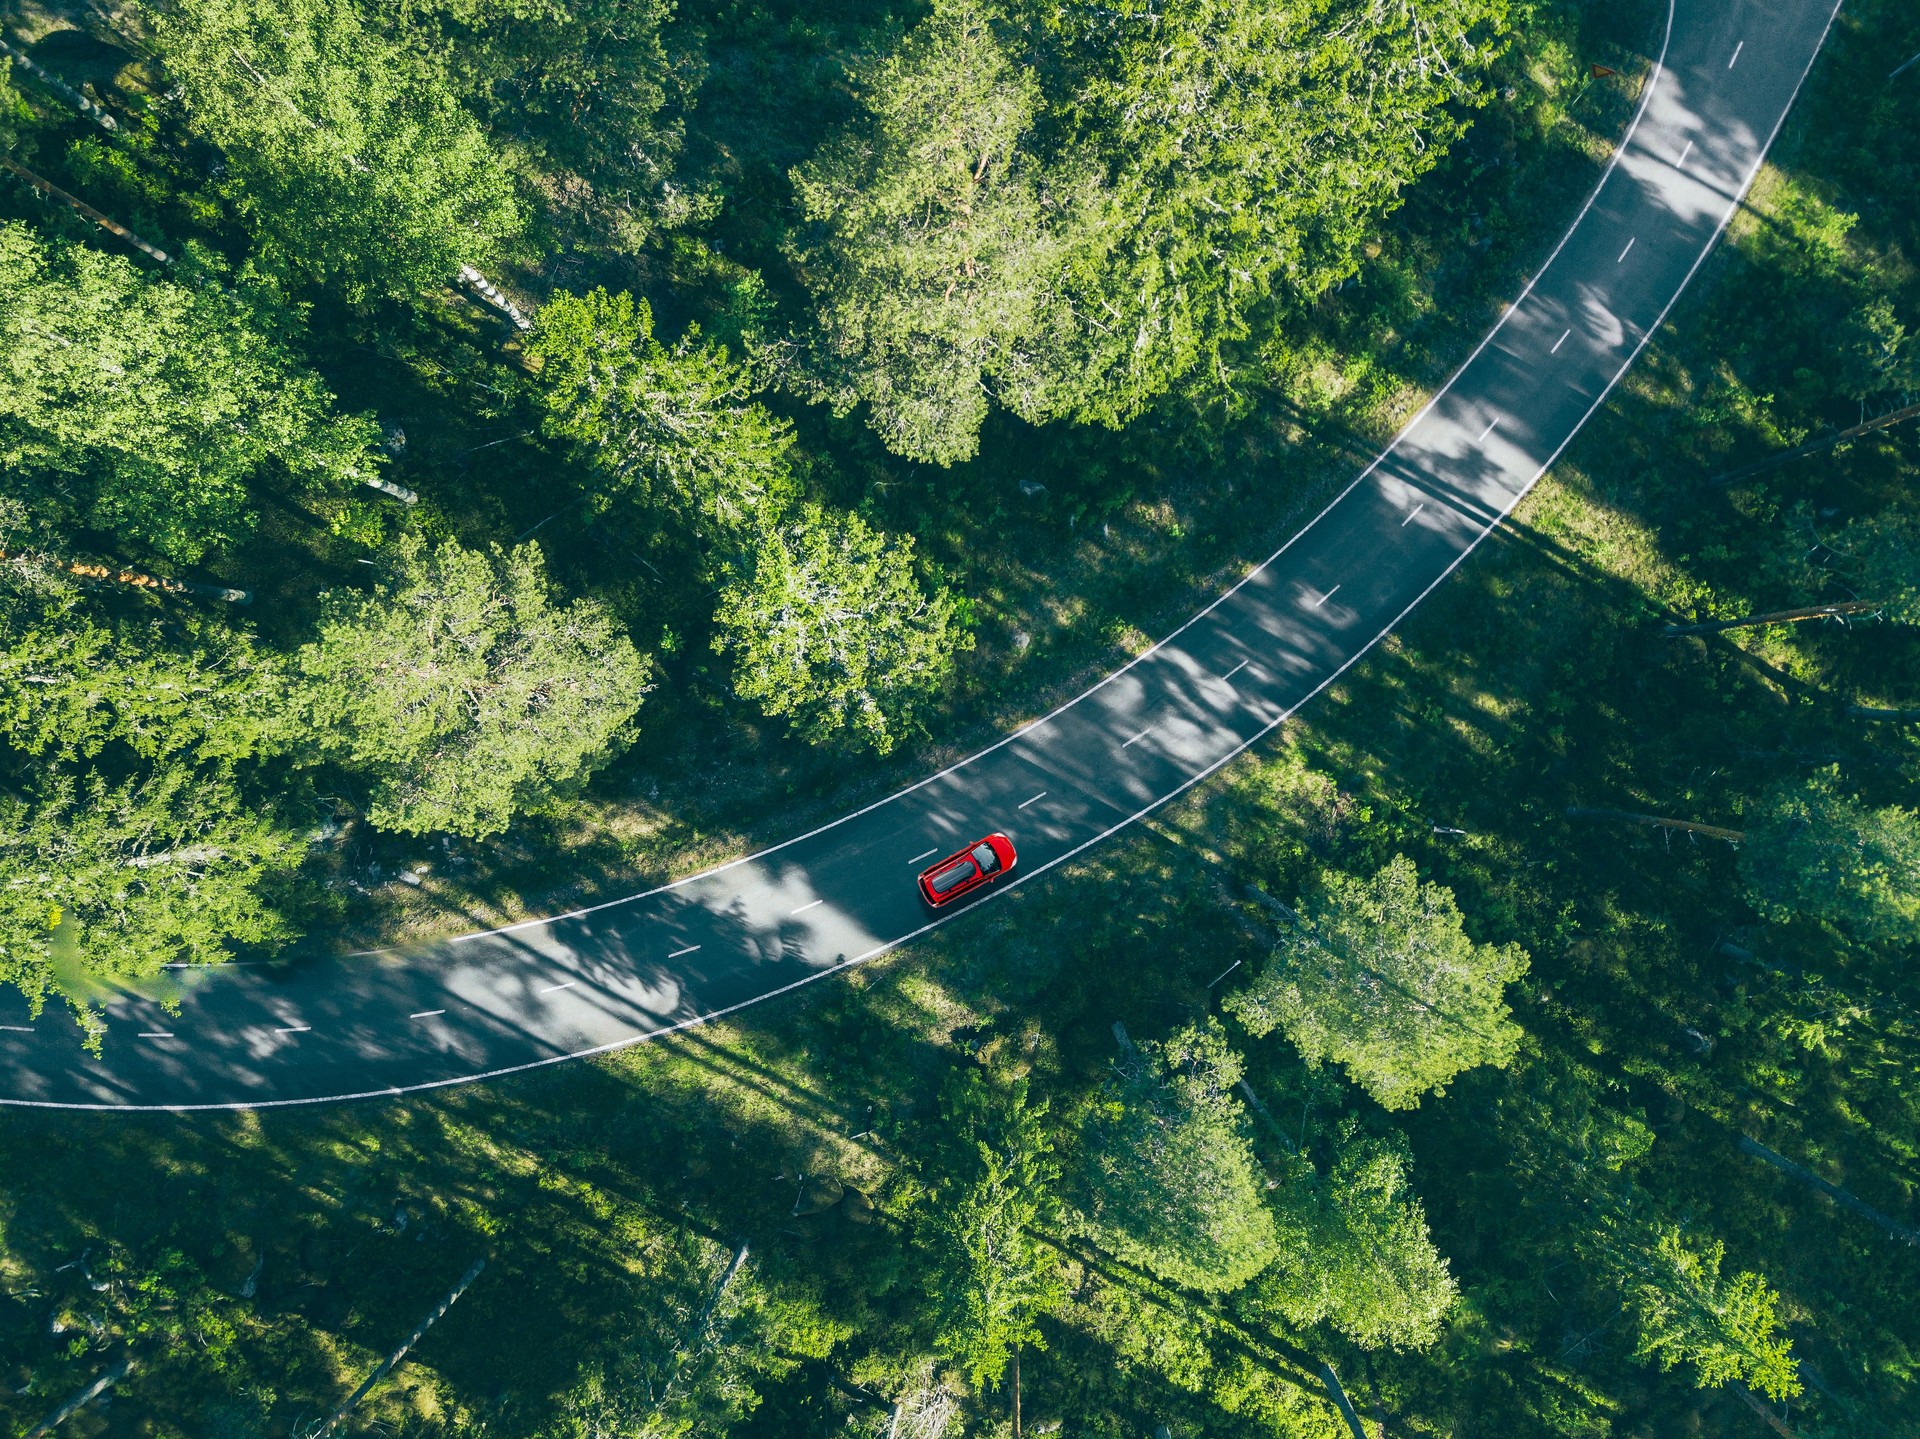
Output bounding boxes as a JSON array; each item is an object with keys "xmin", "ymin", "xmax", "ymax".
[
  {"xmin": 919, "ymin": 1072, "xmax": 1066, "ymax": 1389},
  {"xmin": 298, "ymin": 535, "xmax": 650, "ymax": 837},
  {"xmin": 1739, "ymin": 768, "xmax": 1920, "ymax": 944},
  {"xmin": 146, "ymin": 0, "xmax": 521, "ymax": 302},
  {"xmin": 1228, "ymin": 855, "xmax": 1530, "ymax": 1109},
  {"xmin": 1253, "ymin": 1123, "xmax": 1457, "ymax": 1350},
  {"xmin": 712, "ymin": 506, "xmax": 967, "ymax": 754},
  {"xmin": 0, "ymin": 224, "xmax": 380, "ymax": 564},
  {"xmin": 1625, "ymin": 1226, "xmax": 1801, "ymax": 1403},
  {"xmin": 1072, "ymin": 1019, "xmax": 1278, "ymax": 1292},
  {"xmin": 530, "ymin": 287, "xmax": 796, "ymax": 538}
]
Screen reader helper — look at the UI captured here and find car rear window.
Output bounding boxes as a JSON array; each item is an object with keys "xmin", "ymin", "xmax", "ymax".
[{"xmin": 929, "ymin": 860, "xmax": 977, "ymax": 894}]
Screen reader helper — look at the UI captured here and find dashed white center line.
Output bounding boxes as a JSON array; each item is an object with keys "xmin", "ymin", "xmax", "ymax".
[
  {"xmin": 1220, "ymin": 659, "xmax": 1249, "ymax": 682},
  {"xmin": 1618, "ymin": 236, "xmax": 1636, "ymax": 263},
  {"xmin": 1401, "ymin": 503, "xmax": 1426, "ymax": 527},
  {"xmin": 138, "ymin": 1031, "xmax": 174, "ymax": 1039},
  {"xmin": 907, "ymin": 849, "xmax": 939, "ymax": 866},
  {"xmin": 1312, "ymin": 584, "xmax": 1341, "ymax": 608},
  {"xmin": 1122, "ymin": 726, "xmax": 1155, "ymax": 748},
  {"xmin": 1728, "ymin": 40, "xmax": 1743, "ymax": 69},
  {"xmin": 668, "ymin": 943, "xmax": 702, "ymax": 958},
  {"xmin": 1478, "ymin": 417, "xmax": 1500, "ymax": 442},
  {"xmin": 1677, "ymin": 139, "xmax": 1694, "ymax": 168},
  {"xmin": 1018, "ymin": 791, "xmax": 1048, "ymax": 809},
  {"xmin": 409, "ymin": 1009, "xmax": 446, "ymax": 1020},
  {"xmin": 789, "ymin": 899, "xmax": 826, "ymax": 915},
  {"xmin": 275, "ymin": 1025, "xmax": 311, "ymax": 1035},
  {"xmin": 538, "ymin": 981, "xmax": 577, "ymax": 994},
  {"xmin": 1551, "ymin": 328, "xmax": 1571, "ymax": 354},
  {"xmin": 0, "ymin": 1024, "xmax": 32, "ymax": 1032}
]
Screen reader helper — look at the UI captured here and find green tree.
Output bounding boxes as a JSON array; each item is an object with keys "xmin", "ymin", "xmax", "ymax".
[
  {"xmin": 1625, "ymin": 1226, "xmax": 1801, "ymax": 1403},
  {"xmin": 787, "ymin": 0, "xmax": 1089, "ymax": 464},
  {"xmin": 0, "ymin": 223, "xmax": 380, "ymax": 563},
  {"xmin": 1228, "ymin": 855, "xmax": 1529, "ymax": 1110},
  {"xmin": 1032, "ymin": 0, "xmax": 1507, "ymax": 428},
  {"xmin": 1836, "ymin": 509, "xmax": 1920, "ymax": 624},
  {"xmin": 1254, "ymin": 1124, "xmax": 1456, "ymax": 1349},
  {"xmin": 146, "ymin": 0, "xmax": 520, "ymax": 303},
  {"xmin": 1072, "ymin": 1019, "xmax": 1278, "ymax": 1292},
  {"xmin": 921, "ymin": 1072, "xmax": 1067, "ymax": 1389},
  {"xmin": 0, "ymin": 764, "xmax": 302, "ymax": 1017},
  {"xmin": 373, "ymin": 0, "xmax": 695, "ymax": 256},
  {"xmin": 530, "ymin": 287, "xmax": 795, "ymax": 538},
  {"xmin": 712, "ymin": 505, "xmax": 967, "ymax": 754},
  {"xmin": 549, "ymin": 1230, "xmax": 845, "ymax": 1439},
  {"xmin": 298, "ymin": 535, "xmax": 650, "ymax": 838},
  {"xmin": 1739, "ymin": 769, "xmax": 1920, "ymax": 945}
]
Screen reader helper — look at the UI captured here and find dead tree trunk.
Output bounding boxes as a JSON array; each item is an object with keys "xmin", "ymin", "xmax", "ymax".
[
  {"xmin": 0, "ymin": 37, "xmax": 118, "ymax": 132},
  {"xmin": 1012, "ymin": 1345, "xmax": 1022, "ymax": 1438},
  {"xmin": 1738, "ymin": 1137, "xmax": 1920, "ymax": 1246},
  {"xmin": 0, "ymin": 546, "xmax": 250, "ymax": 603},
  {"xmin": 1565, "ymin": 807, "xmax": 1745, "ymax": 842},
  {"xmin": 313, "ymin": 1257, "xmax": 485, "ymax": 1439},
  {"xmin": 1663, "ymin": 601, "xmax": 1881, "ymax": 636},
  {"xmin": 1732, "ymin": 1382, "xmax": 1803, "ymax": 1439},
  {"xmin": 458, "ymin": 265, "xmax": 533, "ymax": 332},
  {"xmin": 1, "ymin": 159, "xmax": 170, "ymax": 264},
  {"xmin": 1713, "ymin": 400, "xmax": 1920, "ymax": 486},
  {"xmin": 1318, "ymin": 1360, "xmax": 1370, "ymax": 1439},
  {"xmin": 1849, "ymin": 703, "xmax": 1920, "ymax": 721},
  {"xmin": 22, "ymin": 1359, "xmax": 133, "ymax": 1439}
]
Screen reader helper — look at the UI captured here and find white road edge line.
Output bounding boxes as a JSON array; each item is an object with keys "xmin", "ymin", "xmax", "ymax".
[
  {"xmin": 1729, "ymin": 39, "xmax": 1744, "ymax": 68},
  {"xmin": 1017, "ymin": 791, "xmax": 1047, "ymax": 809},
  {"xmin": 1312, "ymin": 584, "xmax": 1341, "ymax": 608},
  {"xmin": 409, "ymin": 1010, "xmax": 446, "ymax": 1019},
  {"xmin": 36, "ymin": 0, "xmax": 1857, "ymax": 1113},
  {"xmin": 668, "ymin": 943, "xmax": 702, "ymax": 957},
  {"xmin": 789, "ymin": 899, "xmax": 826, "ymax": 915},
  {"xmin": 1121, "ymin": 727, "xmax": 1154, "ymax": 748},
  {"xmin": 1402, "ymin": 503, "xmax": 1426, "ymax": 527},
  {"xmin": 538, "ymin": 981, "xmax": 577, "ymax": 994},
  {"xmin": 1618, "ymin": 236, "xmax": 1637, "ymax": 262},
  {"xmin": 1551, "ymin": 328, "xmax": 1571, "ymax": 353}
]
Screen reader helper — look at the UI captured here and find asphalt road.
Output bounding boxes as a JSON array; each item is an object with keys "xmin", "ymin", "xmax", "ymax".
[{"xmin": 1, "ymin": 0, "xmax": 1845, "ymax": 1109}]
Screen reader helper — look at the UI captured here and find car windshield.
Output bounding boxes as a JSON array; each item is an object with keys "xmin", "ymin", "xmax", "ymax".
[
  {"xmin": 929, "ymin": 859, "xmax": 977, "ymax": 894},
  {"xmin": 970, "ymin": 842, "xmax": 1000, "ymax": 873}
]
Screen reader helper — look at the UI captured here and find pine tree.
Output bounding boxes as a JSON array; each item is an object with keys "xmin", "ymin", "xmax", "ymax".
[
  {"xmin": 1073, "ymin": 1019, "xmax": 1278, "ymax": 1292},
  {"xmin": 0, "ymin": 223, "xmax": 380, "ymax": 564},
  {"xmin": 530, "ymin": 286, "xmax": 796, "ymax": 539},
  {"xmin": 712, "ymin": 506, "xmax": 967, "ymax": 754},
  {"xmin": 921, "ymin": 1072, "xmax": 1067, "ymax": 1391},
  {"xmin": 1228, "ymin": 855, "xmax": 1529, "ymax": 1110},
  {"xmin": 1739, "ymin": 768, "xmax": 1920, "ymax": 944},
  {"xmin": 145, "ymin": 0, "xmax": 520, "ymax": 303},
  {"xmin": 297, "ymin": 535, "xmax": 650, "ymax": 837}
]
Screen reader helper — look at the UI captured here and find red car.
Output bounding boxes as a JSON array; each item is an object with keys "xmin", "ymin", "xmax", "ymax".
[{"xmin": 918, "ymin": 833, "xmax": 1018, "ymax": 907}]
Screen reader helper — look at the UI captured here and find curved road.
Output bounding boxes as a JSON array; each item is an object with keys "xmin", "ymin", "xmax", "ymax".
[{"xmin": 1, "ymin": 0, "xmax": 1843, "ymax": 1109}]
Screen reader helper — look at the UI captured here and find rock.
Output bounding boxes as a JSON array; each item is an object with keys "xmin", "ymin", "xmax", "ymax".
[
  {"xmin": 1018, "ymin": 479, "xmax": 1048, "ymax": 499},
  {"xmin": 1010, "ymin": 629, "xmax": 1031, "ymax": 653},
  {"xmin": 843, "ymin": 1187, "xmax": 876, "ymax": 1224},
  {"xmin": 793, "ymin": 1174, "xmax": 844, "ymax": 1216}
]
